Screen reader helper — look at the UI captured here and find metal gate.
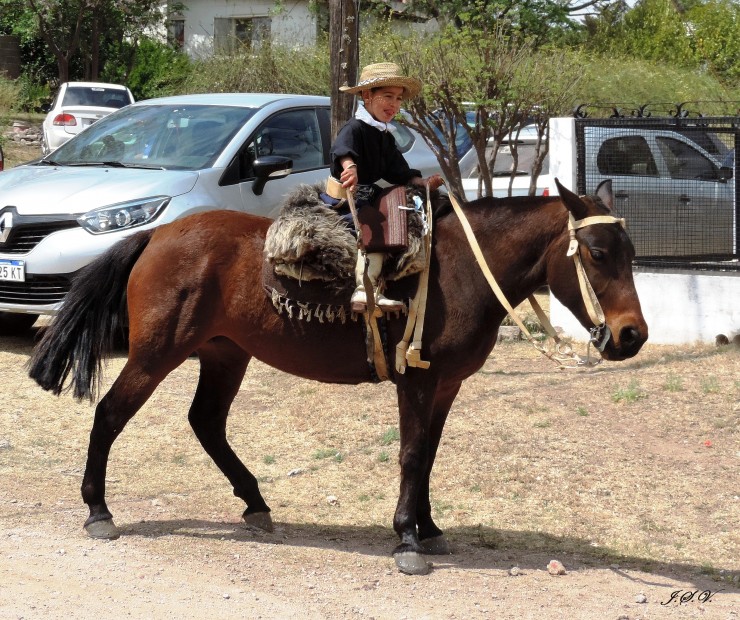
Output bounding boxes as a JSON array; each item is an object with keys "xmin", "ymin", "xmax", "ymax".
[{"xmin": 574, "ymin": 116, "xmax": 738, "ymax": 271}]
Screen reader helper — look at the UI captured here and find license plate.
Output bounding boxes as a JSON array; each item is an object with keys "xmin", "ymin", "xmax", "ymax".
[{"xmin": 0, "ymin": 259, "xmax": 25, "ymax": 282}]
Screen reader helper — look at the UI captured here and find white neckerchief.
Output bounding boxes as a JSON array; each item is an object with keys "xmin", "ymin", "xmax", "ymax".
[{"xmin": 355, "ymin": 104, "xmax": 388, "ymax": 132}]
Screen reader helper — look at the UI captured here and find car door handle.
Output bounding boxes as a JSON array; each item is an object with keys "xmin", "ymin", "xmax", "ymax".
[
  {"xmin": 614, "ymin": 190, "xmax": 629, "ymax": 198},
  {"xmin": 679, "ymin": 194, "xmax": 691, "ymax": 203}
]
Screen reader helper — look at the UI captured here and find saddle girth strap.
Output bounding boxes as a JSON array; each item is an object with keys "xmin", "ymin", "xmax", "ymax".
[{"xmin": 396, "ymin": 183, "xmax": 434, "ymax": 373}]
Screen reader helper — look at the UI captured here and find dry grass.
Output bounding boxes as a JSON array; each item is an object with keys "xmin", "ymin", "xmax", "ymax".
[{"xmin": 1, "ymin": 135, "xmax": 42, "ymax": 168}]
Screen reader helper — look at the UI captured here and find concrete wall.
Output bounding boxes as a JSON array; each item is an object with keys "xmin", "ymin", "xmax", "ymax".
[
  {"xmin": 547, "ymin": 116, "xmax": 577, "ymax": 194},
  {"xmin": 550, "ymin": 270, "xmax": 740, "ymax": 345},
  {"xmin": 183, "ymin": 0, "xmax": 316, "ymax": 59}
]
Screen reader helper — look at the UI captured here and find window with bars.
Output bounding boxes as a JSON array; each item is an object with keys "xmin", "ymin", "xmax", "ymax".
[
  {"xmin": 214, "ymin": 17, "xmax": 271, "ymax": 54},
  {"xmin": 168, "ymin": 18, "xmax": 185, "ymax": 49}
]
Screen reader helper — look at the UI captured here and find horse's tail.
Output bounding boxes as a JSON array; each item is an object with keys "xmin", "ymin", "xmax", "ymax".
[{"xmin": 27, "ymin": 229, "xmax": 155, "ymax": 402}]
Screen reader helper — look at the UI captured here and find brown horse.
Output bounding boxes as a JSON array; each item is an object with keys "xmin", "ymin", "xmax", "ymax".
[{"xmin": 28, "ymin": 179, "xmax": 647, "ymax": 575}]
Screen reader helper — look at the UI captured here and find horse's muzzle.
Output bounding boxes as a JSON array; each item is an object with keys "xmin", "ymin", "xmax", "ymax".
[{"xmin": 601, "ymin": 321, "xmax": 648, "ymax": 361}]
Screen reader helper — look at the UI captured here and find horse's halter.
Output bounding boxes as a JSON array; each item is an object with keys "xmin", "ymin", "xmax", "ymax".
[{"xmin": 566, "ymin": 212, "xmax": 626, "ymax": 353}]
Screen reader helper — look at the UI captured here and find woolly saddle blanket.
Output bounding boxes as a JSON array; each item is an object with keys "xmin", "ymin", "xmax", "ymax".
[{"xmin": 263, "ymin": 183, "xmax": 428, "ymax": 322}]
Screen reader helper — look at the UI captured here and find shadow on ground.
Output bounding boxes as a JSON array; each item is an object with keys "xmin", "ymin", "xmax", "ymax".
[{"xmin": 119, "ymin": 517, "xmax": 739, "ymax": 590}]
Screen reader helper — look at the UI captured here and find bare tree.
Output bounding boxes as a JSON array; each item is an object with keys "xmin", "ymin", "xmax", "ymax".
[{"xmin": 389, "ymin": 24, "xmax": 583, "ymax": 200}]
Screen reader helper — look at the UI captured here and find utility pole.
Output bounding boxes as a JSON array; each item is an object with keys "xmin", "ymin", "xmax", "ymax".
[{"xmin": 329, "ymin": 0, "xmax": 360, "ymax": 141}]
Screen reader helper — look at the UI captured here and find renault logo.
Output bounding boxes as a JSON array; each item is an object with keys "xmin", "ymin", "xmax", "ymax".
[{"xmin": 0, "ymin": 211, "xmax": 13, "ymax": 244}]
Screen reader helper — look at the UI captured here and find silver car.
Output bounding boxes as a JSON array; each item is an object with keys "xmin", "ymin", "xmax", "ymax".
[
  {"xmin": 0, "ymin": 93, "xmax": 439, "ymax": 331},
  {"xmin": 583, "ymin": 127, "xmax": 734, "ymax": 257}
]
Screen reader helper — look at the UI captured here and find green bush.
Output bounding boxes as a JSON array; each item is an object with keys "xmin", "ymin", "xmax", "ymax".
[
  {"xmin": 182, "ymin": 40, "xmax": 331, "ymax": 95},
  {"xmin": 16, "ymin": 74, "xmax": 50, "ymax": 112},
  {"xmin": 0, "ymin": 76, "xmax": 20, "ymax": 116},
  {"xmin": 572, "ymin": 55, "xmax": 740, "ymax": 114},
  {"xmin": 103, "ymin": 38, "xmax": 192, "ymax": 101}
]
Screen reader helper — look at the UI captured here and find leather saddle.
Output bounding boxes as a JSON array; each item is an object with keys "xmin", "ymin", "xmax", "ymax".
[{"xmin": 356, "ymin": 185, "xmax": 409, "ymax": 254}]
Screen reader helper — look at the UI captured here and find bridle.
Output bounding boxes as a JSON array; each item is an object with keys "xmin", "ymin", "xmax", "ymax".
[
  {"xmin": 566, "ymin": 212, "xmax": 626, "ymax": 355},
  {"xmin": 446, "ymin": 189, "xmax": 626, "ymax": 368}
]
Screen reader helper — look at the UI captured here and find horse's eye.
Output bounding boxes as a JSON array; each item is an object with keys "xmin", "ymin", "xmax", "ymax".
[{"xmin": 589, "ymin": 248, "xmax": 605, "ymax": 261}]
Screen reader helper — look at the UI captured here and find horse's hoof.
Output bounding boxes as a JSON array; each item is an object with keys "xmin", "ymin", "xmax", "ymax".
[
  {"xmin": 394, "ymin": 551, "xmax": 431, "ymax": 575},
  {"xmin": 84, "ymin": 518, "xmax": 120, "ymax": 540},
  {"xmin": 421, "ymin": 535, "xmax": 452, "ymax": 555},
  {"xmin": 243, "ymin": 511, "xmax": 274, "ymax": 532}
]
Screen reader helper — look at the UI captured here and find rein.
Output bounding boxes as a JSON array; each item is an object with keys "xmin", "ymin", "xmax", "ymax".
[{"xmin": 446, "ymin": 189, "xmax": 625, "ymax": 369}]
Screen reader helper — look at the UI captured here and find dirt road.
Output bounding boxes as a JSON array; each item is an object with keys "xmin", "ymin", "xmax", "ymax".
[{"xmin": 1, "ymin": 328, "xmax": 738, "ymax": 619}]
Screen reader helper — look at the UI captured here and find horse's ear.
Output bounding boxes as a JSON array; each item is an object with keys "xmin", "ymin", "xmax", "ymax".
[
  {"xmin": 595, "ymin": 179, "xmax": 614, "ymax": 212},
  {"xmin": 554, "ymin": 178, "xmax": 588, "ymax": 220}
]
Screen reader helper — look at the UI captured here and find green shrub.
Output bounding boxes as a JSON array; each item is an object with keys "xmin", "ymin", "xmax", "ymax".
[
  {"xmin": 571, "ymin": 56, "xmax": 740, "ymax": 114},
  {"xmin": 16, "ymin": 74, "xmax": 50, "ymax": 112},
  {"xmin": 104, "ymin": 38, "xmax": 192, "ymax": 100},
  {"xmin": 0, "ymin": 76, "xmax": 21, "ymax": 116},
  {"xmin": 182, "ymin": 40, "xmax": 331, "ymax": 95}
]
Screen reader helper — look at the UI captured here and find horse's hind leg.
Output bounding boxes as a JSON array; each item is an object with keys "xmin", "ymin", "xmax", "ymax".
[
  {"xmin": 188, "ymin": 338, "xmax": 273, "ymax": 531},
  {"xmin": 82, "ymin": 363, "xmax": 169, "ymax": 539}
]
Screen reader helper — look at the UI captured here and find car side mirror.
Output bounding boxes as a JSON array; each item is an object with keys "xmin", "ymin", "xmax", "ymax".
[
  {"xmin": 718, "ymin": 166, "xmax": 733, "ymax": 182},
  {"xmin": 252, "ymin": 155, "xmax": 293, "ymax": 195}
]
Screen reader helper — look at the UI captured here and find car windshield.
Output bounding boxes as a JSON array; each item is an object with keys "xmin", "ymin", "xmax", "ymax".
[
  {"xmin": 45, "ymin": 104, "xmax": 257, "ymax": 170},
  {"xmin": 62, "ymin": 86, "xmax": 131, "ymax": 109}
]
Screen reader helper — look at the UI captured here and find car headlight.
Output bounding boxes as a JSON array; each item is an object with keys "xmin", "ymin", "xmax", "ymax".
[{"xmin": 77, "ymin": 196, "xmax": 170, "ymax": 234}]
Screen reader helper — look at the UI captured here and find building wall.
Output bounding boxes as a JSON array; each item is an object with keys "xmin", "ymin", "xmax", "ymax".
[{"xmin": 183, "ymin": 0, "xmax": 316, "ymax": 58}]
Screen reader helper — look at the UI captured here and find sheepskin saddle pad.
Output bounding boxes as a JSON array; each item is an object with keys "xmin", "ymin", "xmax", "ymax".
[{"xmin": 262, "ymin": 183, "xmax": 427, "ymax": 322}]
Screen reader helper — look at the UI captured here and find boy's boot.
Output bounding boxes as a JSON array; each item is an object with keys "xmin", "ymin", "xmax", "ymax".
[{"xmin": 350, "ymin": 252, "xmax": 404, "ymax": 313}]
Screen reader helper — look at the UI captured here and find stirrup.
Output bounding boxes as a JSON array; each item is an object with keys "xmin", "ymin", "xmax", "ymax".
[
  {"xmin": 375, "ymin": 295, "xmax": 404, "ymax": 312},
  {"xmin": 351, "ymin": 289, "xmax": 402, "ymax": 314},
  {"xmin": 351, "ymin": 288, "xmax": 368, "ymax": 313}
]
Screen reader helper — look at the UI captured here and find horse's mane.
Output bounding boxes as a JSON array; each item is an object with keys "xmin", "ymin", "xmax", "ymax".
[{"xmin": 434, "ymin": 193, "xmax": 559, "ymax": 223}]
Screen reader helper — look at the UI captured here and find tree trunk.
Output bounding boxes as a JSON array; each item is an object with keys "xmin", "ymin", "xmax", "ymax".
[
  {"xmin": 329, "ymin": 0, "xmax": 360, "ymax": 141},
  {"xmin": 56, "ymin": 54, "xmax": 70, "ymax": 83},
  {"xmin": 90, "ymin": 13, "xmax": 100, "ymax": 80}
]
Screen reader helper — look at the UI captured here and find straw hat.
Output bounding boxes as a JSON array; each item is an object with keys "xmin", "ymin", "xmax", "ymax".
[{"xmin": 339, "ymin": 62, "xmax": 422, "ymax": 99}]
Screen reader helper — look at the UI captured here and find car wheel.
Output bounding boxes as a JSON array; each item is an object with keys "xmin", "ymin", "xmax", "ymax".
[{"xmin": 0, "ymin": 312, "xmax": 39, "ymax": 335}]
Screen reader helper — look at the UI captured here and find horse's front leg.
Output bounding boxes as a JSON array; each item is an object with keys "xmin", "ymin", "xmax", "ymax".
[
  {"xmin": 393, "ymin": 374, "xmax": 440, "ymax": 575},
  {"xmin": 416, "ymin": 380, "xmax": 462, "ymax": 557}
]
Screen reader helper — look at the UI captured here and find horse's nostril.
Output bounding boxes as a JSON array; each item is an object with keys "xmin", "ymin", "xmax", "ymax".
[{"xmin": 620, "ymin": 326, "xmax": 640, "ymax": 347}]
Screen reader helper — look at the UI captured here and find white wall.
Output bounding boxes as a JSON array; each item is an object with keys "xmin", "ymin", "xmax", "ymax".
[
  {"xmin": 551, "ymin": 270, "xmax": 740, "ymax": 345},
  {"xmin": 547, "ymin": 116, "xmax": 577, "ymax": 193},
  {"xmin": 183, "ymin": 0, "xmax": 316, "ymax": 59}
]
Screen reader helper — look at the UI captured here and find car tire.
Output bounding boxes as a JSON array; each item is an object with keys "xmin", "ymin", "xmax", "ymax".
[{"xmin": 0, "ymin": 312, "xmax": 39, "ymax": 335}]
